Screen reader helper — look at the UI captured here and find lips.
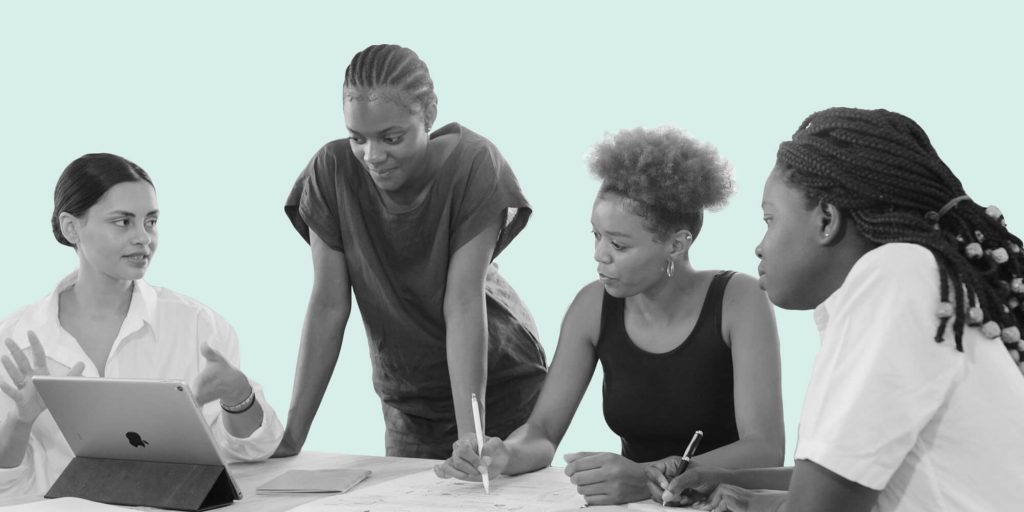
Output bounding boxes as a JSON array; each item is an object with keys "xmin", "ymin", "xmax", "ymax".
[
  {"xmin": 598, "ymin": 272, "xmax": 617, "ymax": 283},
  {"xmin": 124, "ymin": 253, "xmax": 150, "ymax": 266}
]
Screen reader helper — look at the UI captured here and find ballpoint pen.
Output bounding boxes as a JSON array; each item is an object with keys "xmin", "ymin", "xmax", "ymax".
[
  {"xmin": 661, "ymin": 429, "xmax": 703, "ymax": 506},
  {"xmin": 470, "ymin": 392, "xmax": 490, "ymax": 494}
]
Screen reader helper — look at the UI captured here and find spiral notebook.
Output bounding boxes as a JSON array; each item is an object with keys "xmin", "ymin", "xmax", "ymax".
[{"xmin": 256, "ymin": 468, "xmax": 372, "ymax": 494}]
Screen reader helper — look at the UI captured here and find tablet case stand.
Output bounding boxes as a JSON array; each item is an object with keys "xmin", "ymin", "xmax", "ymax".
[{"xmin": 46, "ymin": 456, "xmax": 238, "ymax": 511}]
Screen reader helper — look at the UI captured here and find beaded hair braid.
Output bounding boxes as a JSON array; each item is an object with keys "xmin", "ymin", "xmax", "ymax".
[
  {"xmin": 343, "ymin": 44, "xmax": 437, "ymax": 122},
  {"xmin": 777, "ymin": 107, "xmax": 1024, "ymax": 373}
]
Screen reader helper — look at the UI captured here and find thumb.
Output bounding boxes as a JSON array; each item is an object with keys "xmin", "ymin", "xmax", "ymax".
[
  {"xmin": 68, "ymin": 362, "xmax": 86, "ymax": 377},
  {"xmin": 562, "ymin": 451, "xmax": 597, "ymax": 464},
  {"xmin": 200, "ymin": 342, "xmax": 226, "ymax": 363}
]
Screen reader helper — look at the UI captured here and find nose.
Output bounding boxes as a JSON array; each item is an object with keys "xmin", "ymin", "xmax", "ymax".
[
  {"xmin": 754, "ymin": 241, "xmax": 764, "ymax": 259},
  {"xmin": 133, "ymin": 224, "xmax": 153, "ymax": 246},
  {"xmin": 594, "ymin": 240, "xmax": 612, "ymax": 264},
  {"xmin": 363, "ymin": 140, "xmax": 386, "ymax": 167}
]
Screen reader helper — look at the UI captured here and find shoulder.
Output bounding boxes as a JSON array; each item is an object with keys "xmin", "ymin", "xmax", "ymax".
[
  {"xmin": 146, "ymin": 283, "xmax": 234, "ymax": 333},
  {"xmin": 720, "ymin": 271, "xmax": 763, "ymax": 303},
  {"xmin": 0, "ymin": 303, "xmax": 40, "ymax": 340},
  {"xmin": 447, "ymin": 124, "xmax": 508, "ymax": 170},
  {"xmin": 843, "ymin": 243, "xmax": 938, "ymax": 298},
  {"xmin": 560, "ymin": 281, "xmax": 607, "ymax": 345}
]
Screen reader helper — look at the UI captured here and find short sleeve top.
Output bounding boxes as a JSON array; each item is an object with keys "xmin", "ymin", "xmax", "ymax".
[
  {"xmin": 284, "ymin": 123, "xmax": 546, "ymax": 416},
  {"xmin": 795, "ymin": 243, "xmax": 1024, "ymax": 511}
]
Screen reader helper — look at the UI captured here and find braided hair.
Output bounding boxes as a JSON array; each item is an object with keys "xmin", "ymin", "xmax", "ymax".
[
  {"xmin": 777, "ymin": 107, "xmax": 1024, "ymax": 370},
  {"xmin": 343, "ymin": 44, "xmax": 437, "ymax": 127}
]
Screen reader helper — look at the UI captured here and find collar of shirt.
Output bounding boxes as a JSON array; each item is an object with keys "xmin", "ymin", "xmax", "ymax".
[{"xmin": 18, "ymin": 271, "xmax": 159, "ymax": 376}]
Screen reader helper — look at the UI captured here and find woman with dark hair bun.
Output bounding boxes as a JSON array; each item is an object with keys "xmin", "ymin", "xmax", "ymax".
[
  {"xmin": 279, "ymin": 44, "xmax": 546, "ymax": 459},
  {"xmin": 0, "ymin": 153, "xmax": 283, "ymax": 496},
  {"xmin": 437, "ymin": 126, "xmax": 785, "ymax": 506},
  {"xmin": 654, "ymin": 108, "xmax": 1024, "ymax": 511}
]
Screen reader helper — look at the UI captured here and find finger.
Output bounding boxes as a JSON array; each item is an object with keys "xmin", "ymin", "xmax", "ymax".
[
  {"xmin": 564, "ymin": 452, "xmax": 607, "ymax": 475},
  {"xmin": 26, "ymin": 331, "xmax": 48, "ymax": 369},
  {"xmin": 647, "ymin": 480, "xmax": 666, "ymax": 503},
  {"xmin": 199, "ymin": 342, "xmax": 226, "ymax": 363},
  {"xmin": 2, "ymin": 355, "xmax": 25, "ymax": 386},
  {"xmin": 68, "ymin": 362, "xmax": 86, "ymax": 377},
  {"xmin": 567, "ymin": 466, "xmax": 606, "ymax": 487},
  {"xmin": 582, "ymin": 492, "xmax": 614, "ymax": 507},
  {"xmin": 644, "ymin": 463, "xmax": 670, "ymax": 489},
  {"xmin": 667, "ymin": 472, "xmax": 715, "ymax": 497},
  {"xmin": 435, "ymin": 461, "xmax": 476, "ymax": 481},
  {"xmin": 5, "ymin": 340, "xmax": 32, "ymax": 376},
  {"xmin": 0, "ymin": 380, "xmax": 19, "ymax": 399},
  {"xmin": 562, "ymin": 451, "xmax": 596, "ymax": 464}
]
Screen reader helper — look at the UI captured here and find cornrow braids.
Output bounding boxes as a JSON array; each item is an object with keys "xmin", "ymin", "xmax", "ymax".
[
  {"xmin": 344, "ymin": 44, "xmax": 437, "ymax": 124},
  {"xmin": 777, "ymin": 107, "xmax": 1024, "ymax": 373}
]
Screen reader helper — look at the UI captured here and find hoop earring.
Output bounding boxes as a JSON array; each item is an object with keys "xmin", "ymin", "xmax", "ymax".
[{"xmin": 665, "ymin": 259, "xmax": 675, "ymax": 278}]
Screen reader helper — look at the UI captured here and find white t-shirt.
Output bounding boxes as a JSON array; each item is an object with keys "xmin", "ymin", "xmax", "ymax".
[
  {"xmin": 794, "ymin": 243, "xmax": 1024, "ymax": 511},
  {"xmin": 0, "ymin": 273, "xmax": 284, "ymax": 497}
]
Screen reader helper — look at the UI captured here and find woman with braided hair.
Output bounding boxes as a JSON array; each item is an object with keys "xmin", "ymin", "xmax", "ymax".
[
  {"xmin": 648, "ymin": 107, "xmax": 1024, "ymax": 511},
  {"xmin": 277, "ymin": 44, "xmax": 546, "ymax": 458}
]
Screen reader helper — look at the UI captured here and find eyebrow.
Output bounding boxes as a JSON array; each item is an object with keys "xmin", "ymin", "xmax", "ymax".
[
  {"xmin": 346, "ymin": 126, "xmax": 407, "ymax": 136},
  {"xmin": 106, "ymin": 210, "xmax": 160, "ymax": 217}
]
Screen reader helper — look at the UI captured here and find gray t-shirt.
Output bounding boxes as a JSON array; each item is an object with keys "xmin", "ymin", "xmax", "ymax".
[{"xmin": 285, "ymin": 123, "xmax": 547, "ymax": 422}]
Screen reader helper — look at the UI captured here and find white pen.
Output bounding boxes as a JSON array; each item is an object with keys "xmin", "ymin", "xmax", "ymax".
[{"xmin": 470, "ymin": 392, "xmax": 490, "ymax": 494}]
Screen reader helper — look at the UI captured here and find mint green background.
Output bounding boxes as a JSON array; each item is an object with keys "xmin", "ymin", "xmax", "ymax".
[{"xmin": 2, "ymin": 1, "xmax": 1022, "ymax": 464}]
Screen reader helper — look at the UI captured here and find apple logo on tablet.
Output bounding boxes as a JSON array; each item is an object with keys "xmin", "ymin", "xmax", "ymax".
[{"xmin": 126, "ymin": 432, "xmax": 149, "ymax": 447}]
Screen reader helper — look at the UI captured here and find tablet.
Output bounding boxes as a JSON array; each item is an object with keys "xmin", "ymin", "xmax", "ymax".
[{"xmin": 32, "ymin": 376, "xmax": 242, "ymax": 499}]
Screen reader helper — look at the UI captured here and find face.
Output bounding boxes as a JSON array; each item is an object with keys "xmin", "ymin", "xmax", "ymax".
[
  {"xmin": 69, "ymin": 181, "xmax": 159, "ymax": 284},
  {"xmin": 591, "ymin": 193, "xmax": 672, "ymax": 298},
  {"xmin": 343, "ymin": 92, "xmax": 432, "ymax": 195},
  {"xmin": 755, "ymin": 167, "xmax": 827, "ymax": 310}
]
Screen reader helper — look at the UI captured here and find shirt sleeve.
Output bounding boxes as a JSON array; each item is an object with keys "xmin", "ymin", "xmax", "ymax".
[
  {"xmin": 448, "ymin": 138, "xmax": 531, "ymax": 259},
  {"xmin": 794, "ymin": 244, "xmax": 965, "ymax": 490},
  {"xmin": 195, "ymin": 309, "xmax": 284, "ymax": 462},
  {"xmin": 284, "ymin": 142, "xmax": 345, "ymax": 252}
]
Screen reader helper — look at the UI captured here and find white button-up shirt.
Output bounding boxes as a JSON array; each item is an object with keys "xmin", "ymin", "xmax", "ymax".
[
  {"xmin": 0, "ymin": 273, "xmax": 284, "ymax": 497},
  {"xmin": 795, "ymin": 243, "xmax": 1024, "ymax": 511}
]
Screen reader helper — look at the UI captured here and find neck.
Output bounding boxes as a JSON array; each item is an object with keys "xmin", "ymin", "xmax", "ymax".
[
  {"xmin": 630, "ymin": 260, "xmax": 700, "ymax": 322},
  {"xmin": 68, "ymin": 267, "xmax": 134, "ymax": 317}
]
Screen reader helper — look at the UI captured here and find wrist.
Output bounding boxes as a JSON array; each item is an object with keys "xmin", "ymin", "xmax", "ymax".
[
  {"xmin": 10, "ymin": 409, "xmax": 40, "ymax": 428},
  {"xmin": 220, "ymin": 382, "xmax": 255, "ymax": 414}
]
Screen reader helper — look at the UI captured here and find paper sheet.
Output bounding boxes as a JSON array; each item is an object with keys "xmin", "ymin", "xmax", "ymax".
[
  {"xmin": 286, "ymin": 467, "xmax": 701, "ymax": 512},
  {"xmin": 0, "ymin": 497, "xmax": 132, "ymax": 511}
]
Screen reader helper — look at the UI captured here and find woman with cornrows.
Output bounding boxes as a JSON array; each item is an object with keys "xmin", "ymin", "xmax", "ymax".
[{"xmin": 277, "ymin": 44, "xmax": 546, "ymax": 459}]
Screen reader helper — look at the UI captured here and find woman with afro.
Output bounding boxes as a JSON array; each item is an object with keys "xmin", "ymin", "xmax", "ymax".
[{"xmin": 437, "ymin": 126, "xmax": 785, "ymax": 506}]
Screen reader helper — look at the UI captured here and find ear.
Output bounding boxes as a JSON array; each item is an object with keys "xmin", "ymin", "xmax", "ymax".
[
  {"xmin": 423, "ymin": 102, "xmax": 437, "ymax": 132},
  {"xmin": 58, "ymin": 212, "xmax": 80, "ymax": 246},
  {"xmin": 815, "ymin": 200, "xmax": 845, "ymax": 246},
  {"xmin": 667, "ymin": 229, "xmax": 694, "ymax": 258}
]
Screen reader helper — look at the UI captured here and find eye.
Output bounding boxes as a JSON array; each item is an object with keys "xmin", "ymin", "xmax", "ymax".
[
  {"xmin": 592, "ymin": 230, "xmax": 600, "ymax": 241},
  {"xmin": 113, "ymin": 218, "xmax": 128, "ymax": 227},
  {"xmin": 349, "ymin": 135, "xmax": 366, "ymax": 145},
  {"xmin": 146, "ymin": 218, "xmax": 158, "ymax": 228},
  {"xmin": 383, "ymin": 135, "xmax": 403, "ymax": 145},
  {"xmin": 610, "ymin": 240, "xmax": 625, "ymax": 250}
]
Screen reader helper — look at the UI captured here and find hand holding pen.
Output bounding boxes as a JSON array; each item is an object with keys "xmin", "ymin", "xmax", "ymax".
[
  {"xmin": 645, "ymin": 430, "xmax": 704, "ymax": 505},
  {"xmin": 470, "ymin": 393, "xmax": 490, "ymax": 493}
]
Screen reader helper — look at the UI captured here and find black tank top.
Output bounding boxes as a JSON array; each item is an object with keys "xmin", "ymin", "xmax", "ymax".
[{"xmin": 597, "ymin": 271, "xmax": 739, "ymax": 462}]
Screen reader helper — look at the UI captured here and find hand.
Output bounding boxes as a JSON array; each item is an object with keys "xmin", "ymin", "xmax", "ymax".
[
  {"xmin": 0, "ymin": 332, "xmax": 84, "ymax": 424},
  {"xmin": 649, "ymin": 461, "xmax": 727, "ymax": 507},
  {"xmin": 697, "ymin": 483, "xmax": 787, "ymax": 512},
  {"xmin": 272, "ymin": 435, "xmax": 302, "ymax": 458},
  {"xmin": 563, "ymin": 452, "xmax": 649, "ymax": 506},
  {"xmin": 434, "ymin": 432, "xmax": 510, "ymax": 481},
  {"xmin": 192, "ymin": 342, "xmax": 250, "ymax": 406}
]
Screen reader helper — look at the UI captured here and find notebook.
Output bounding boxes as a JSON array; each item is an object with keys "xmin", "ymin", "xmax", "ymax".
[{"xmin": 256, "ymin": 468, "xmax": 372, "ymax": 494}]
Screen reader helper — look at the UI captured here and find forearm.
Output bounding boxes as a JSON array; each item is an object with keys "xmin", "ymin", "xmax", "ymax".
[
  {"xmin": 720, "ymin": 466, "xmax": 794, "ymax": 491},
  {"xmin": 692, "ymin": 435, "xmax": 785, "ymax": 470},
  {"xmin": 283, "ymin": 301, "xmax": 347, "ymax": 443},
  {"xmin": 445, "ymin": 297, "xmax": 487, "ymax": 438},
  {"xmin": 501, "ymin": 423, "xmax": 558, "ymax": 476},
  {"xmin": 0, "ymin": 412, "xmax": 34, "ymax": 468}
]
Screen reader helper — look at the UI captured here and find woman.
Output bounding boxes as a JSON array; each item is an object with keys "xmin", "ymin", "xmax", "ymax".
[
  {"xmin": 651, "ymin": 108, "xmax": 1024, "ymax": 511},
  {"xmin": 279, "ymin": 44, "xmax": 547, "ymax": 459},
  {"xmin": 437, "ymin": 126, "xmax": 785, "ymax": 505},
  {"xmin": 0, "ymin": 153, "xmax": 283, "ymax": 497}
]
